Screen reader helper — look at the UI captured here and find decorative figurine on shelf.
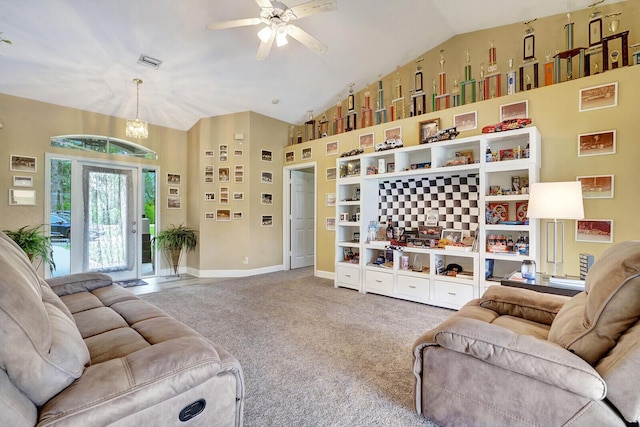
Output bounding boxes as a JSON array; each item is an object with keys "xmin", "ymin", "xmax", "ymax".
[
  {"xmin": 507, "ymin": 58, "xmax": 516, "ymax": 95},
  {"xmin": 361, "ymin": 85, "xmax": 373, "ymax": 128},
  {"xmin": 412, "ymin": 58, "xmax": 426, "ymax": 116},
  {"xmin": 367, "ymin": 221, "xmax": 379, "ymax": 243},
  {"xmin": 386, "ymin": 219, "xmax": 394, "ymax": 240},
  {"xmin": 346, "ymin": 83, "xmax": 357, "ymax": 132},
  {"xmin": 391, "ymin": 66, "xmax": 405, "ymax": 121},
  {"xmin": 375, "ymin": 76, "xmax": 387, "ymax": 125},
  {"xmin": 304, "ymin": 110, "xmax": 315, "ymax": 141}
]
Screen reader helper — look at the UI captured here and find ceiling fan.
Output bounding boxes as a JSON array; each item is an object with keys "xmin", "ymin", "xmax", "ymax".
[{"xmin": 206, "ymin": 0, "xmax": 337, "ymax": 61}]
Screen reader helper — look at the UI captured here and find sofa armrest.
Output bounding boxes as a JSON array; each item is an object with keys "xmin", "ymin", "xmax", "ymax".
[
  {"xmin": 434, "ymin": 317, "xmax": 606, "ymax": 400},
  {"xmin": 46, "ymin": 273, "xmax": 113, "ymax": 296},
  {"xmin": 479, "ymin": 285, "xmax": 570, "ymax": 325}
]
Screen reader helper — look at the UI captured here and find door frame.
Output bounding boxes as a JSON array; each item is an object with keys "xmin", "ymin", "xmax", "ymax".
[
  {"xmin": 282, "ymin": 161, "xmax": 317, "ymax": 273},
  {"xmin": 44, "ymin": 152, "xmax": 160, "ymax": 279}
]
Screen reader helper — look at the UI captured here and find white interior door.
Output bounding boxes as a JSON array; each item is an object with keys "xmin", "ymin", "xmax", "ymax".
[
  {"xmin": 290, "ymin": 170, "xmax": 315, "ymax": 269},
  {"xmin": 71, "ymin": 163, "xmax": 138, "ymax": 280}
]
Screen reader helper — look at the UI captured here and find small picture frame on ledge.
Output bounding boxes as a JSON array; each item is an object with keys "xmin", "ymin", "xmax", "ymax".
[{"xmin": 418, "ymin": 119, "xmax": 440, "ymax": 143}]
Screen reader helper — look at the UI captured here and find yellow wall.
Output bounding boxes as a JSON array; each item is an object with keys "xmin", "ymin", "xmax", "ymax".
[{"xmin": 286, "ymin": 64, "xmax": 639, "ymax": 276}]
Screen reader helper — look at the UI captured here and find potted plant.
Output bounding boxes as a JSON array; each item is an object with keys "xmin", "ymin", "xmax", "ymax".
[
  {"xmin": 153, "ymin": 223, "xmax": 198, "ymax": 276},
  {"xmin": 4, "ymin": 225, "xmax": 56, "ymax": 273}
]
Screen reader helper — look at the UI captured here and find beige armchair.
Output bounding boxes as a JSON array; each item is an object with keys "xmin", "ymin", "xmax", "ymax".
[{"xmin": 413, "ymin": 240, "xmax": 640, "ymax": 426}]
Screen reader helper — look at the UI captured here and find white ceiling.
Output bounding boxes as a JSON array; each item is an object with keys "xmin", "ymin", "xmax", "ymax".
[{"xmin": 0, "ymin": 0, "xmax": 621, "ymax": 131}]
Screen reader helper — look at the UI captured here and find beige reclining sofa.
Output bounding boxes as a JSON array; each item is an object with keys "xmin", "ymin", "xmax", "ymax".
[
  {"xmin": 413, "ymin": 240, "xmax": 640, "ymax": 426},
  {"xmin": 0, "ymin": 230, "xmax": 244, "ymax": 426}
]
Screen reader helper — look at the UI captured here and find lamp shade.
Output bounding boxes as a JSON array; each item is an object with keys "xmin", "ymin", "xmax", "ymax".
[{"xmin": 527, "ymin": 181, "xmax": 585, "ymax": 219}]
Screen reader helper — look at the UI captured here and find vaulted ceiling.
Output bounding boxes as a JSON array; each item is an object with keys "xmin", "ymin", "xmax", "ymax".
[{"xmin": 0, "ymin": 0, "xmax": 623, "ymax": 131}]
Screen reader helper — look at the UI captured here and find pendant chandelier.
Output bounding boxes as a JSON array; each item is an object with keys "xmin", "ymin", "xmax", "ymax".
[{"xmin": 125, "ymin": 78, "xmax": 148, "ymax": 139}]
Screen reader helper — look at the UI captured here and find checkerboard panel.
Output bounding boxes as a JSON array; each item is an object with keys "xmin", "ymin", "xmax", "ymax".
[{"xmin": 378, "ymin": 175, "xmax": 479, "ymax": 231}]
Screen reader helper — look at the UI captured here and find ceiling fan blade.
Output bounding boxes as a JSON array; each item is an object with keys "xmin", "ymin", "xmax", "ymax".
[
  {"xmin": 287, "ymin": 24, "xmax": 327, "ymax": 53},
  {"xmin": 206, "ymin": 17, "xmax": 262, "ymax": 30},
  {"xmin": 289, "ymin": 0, "xmax": 337, "ymax": 19},
  {"xmin": 256, "ymin": 33, "xmax": 275, "ymax": 61},
  {"xmin": 255, "ymin": 0, "xmax": 273, "ymax": 8}
]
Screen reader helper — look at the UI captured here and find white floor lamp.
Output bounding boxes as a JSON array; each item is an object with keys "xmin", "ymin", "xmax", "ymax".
[{"xmin": 527, "ymin": 181, "xmax": 584, "ymax": 277}]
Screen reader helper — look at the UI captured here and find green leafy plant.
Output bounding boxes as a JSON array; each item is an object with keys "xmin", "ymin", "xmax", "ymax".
[
  {"xmin": 4, "ymin": 225, "xmax": 56, "ymax": 272},
  {"xmin": 153, "ymin": 223, "xmax": 197, "ymax": 276}
]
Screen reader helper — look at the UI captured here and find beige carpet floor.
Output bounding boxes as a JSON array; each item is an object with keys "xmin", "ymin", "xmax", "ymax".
[{"xmin": 140, "ymin": 267, "xmax": 453, "ymax": 426}]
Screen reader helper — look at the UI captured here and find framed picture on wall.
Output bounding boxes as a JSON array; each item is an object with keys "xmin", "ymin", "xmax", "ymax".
[
  {"xmin": 577, "ymin": 175, "xmax": 614, "ymax": 199},
  {"xmin": 579, "ymin": 82, "xmax": 618, "ymax": 112},
  {"xmin": 261, "ymin": 193, "xmax": 273, "ymax": 205},
  {"xmin": 204, "ymin": 150, "xmax": 214, "ymax": 157},
  {"xmin": 261, "ymin": 150, "xmax": 273, "ymax": 162},
  {"xmin": 285, "ymin": 151, "xmax": 295, "ymax": 163},
  {"xmin": 9, "ymin": 189, "xmax": 36, "ymax": 206},
  {"xmin": 453, "ymin": 111, "xmax": 477, "ymax": 132},
  {"xmin": 302, "ymin": 147, "xmax": 312, "ymax": 160},
  {"xmin": 500, "ymin": 100, "xmax": 528, "ymax": 121},
  {"xmin": 205, "ymin": 212, "xmax": 216, "ymax": 220},
  {"xmin": 10, "ymin": 155, "xmax": 37, "ymax": 173},
  {"xmin": 384, "ymin": 126, "xmax": 402, "ymax": 141},
  {"xmin": 12, "ymin": 176, "xmax": 33, "ymax": 187},
  {"xmin": 326, "ymin": 167, "xmax": 336, "ymax": 181},
  {"xmin": 167, "ymin": 197, "xmax": 181, "ymax": 209},
  {"xmin": 167, "ymin": 173, "xmax": 181, "ymax": 186},
  {"xmin": 326, "ymin": 217, "xmax": 335, "ymax": 231},
  {"xmin": 418, "ymin": 119, "xmax": 440, "ymax": 143},
  {"xmin": 326, "ymin": 141, "xmax": 339, "ymax": 156},
  {"xmin": 261, "ymin": 215, "xmax": 273, "ymax": 227},
  {"xmin": 233, "ymin": 211, "xmax": 243, "ymax": 220},
  {"xmin": 578, "ymin": 130, "xmax": 616, "ymax": 157},
  {"xmin": 217, "ymin": 209, "xmax": 231, "ymax": 221},
  {"xmin": 576, "ymin": 219, "xmax": 613, "ymax": 243},
  {"xmin": 359, "ymin": 132, "xmax": 374, "ymax": 149},
  {"xmin": 168, "ymin": 187, "xmax": 179, "ymax": 196}
]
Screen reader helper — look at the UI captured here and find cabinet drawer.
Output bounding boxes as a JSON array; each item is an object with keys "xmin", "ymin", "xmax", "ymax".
[
  {"xmin": 433, "ymin": 280, "xmax": 475, "ymax": 307},
  {"xmin": 337, "ymin": 265, "xmax": 360, "ymax": 289},
  {"xmin": 397, "ymin": 274, "xmax": 429, "ymax": 300},
  {"xmin": 365, "ymin": 270, "xmax": 394, "ymax": 295}
]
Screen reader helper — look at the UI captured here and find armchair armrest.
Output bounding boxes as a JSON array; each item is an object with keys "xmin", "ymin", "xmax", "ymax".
[
  {"xmin": 434, "ymin": 317, "xmax": 606, "ymax": 400},
  {"xmin": 480, "ymin": 285, "xmax": 570, "ymax": 325},
  {"xmin": 46, "ymin": 273, "xmax": 113, "ymax": 297}
]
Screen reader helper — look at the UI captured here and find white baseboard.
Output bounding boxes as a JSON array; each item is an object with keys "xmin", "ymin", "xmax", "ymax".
[
  {"xmin": 316, "ymin": 270, "xmax": 335, "ymax": 280},
  {"xmin": 187, "ymin": 264, "xmax": 284, "ymax": 278}
]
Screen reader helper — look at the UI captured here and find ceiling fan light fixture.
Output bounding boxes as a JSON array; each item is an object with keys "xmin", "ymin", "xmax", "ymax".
[
  {"xmin": 257, "ymin": 25, "xmax": 273, "ymax": 43},
  {"xmin": 275, "ymin": 24, "xmax": 288, "ymax": 47},
  {"xmin": 125, "ymin": 78, "xmax": 148, "ymax": 139}
]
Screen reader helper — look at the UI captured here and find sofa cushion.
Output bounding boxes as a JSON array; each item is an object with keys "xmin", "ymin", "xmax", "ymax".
[
  {"xmin": 480, "ymin": 285, "xmax": 569, "ymax": 326},
  {"xmin": 549, "ymin": 241, "xmax": 640, "ymax": 364},
  {"xmin": 0, "ymin": 232, "xmax": 90, "ymax": 405}
]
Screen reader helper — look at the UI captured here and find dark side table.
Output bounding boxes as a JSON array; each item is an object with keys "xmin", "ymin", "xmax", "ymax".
[{"xmin": 501, "ymin": 272, "xmax": 584, "ymax": 297}]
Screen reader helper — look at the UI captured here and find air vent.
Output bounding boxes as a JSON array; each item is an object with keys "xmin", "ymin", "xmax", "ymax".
[{"xmin": 137, "ymin": 55, "xmax": 162, "ymax": 69}]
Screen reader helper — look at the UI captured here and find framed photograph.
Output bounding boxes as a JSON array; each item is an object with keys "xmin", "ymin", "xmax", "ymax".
[
  {"xmin": 339, "ymin": 212, "xmax": 349, "ymax": 222},
  {"xmin": 233, "ymin": 149, "xmax": 243, "ymax": 157},
  {"xmin": 261, "ymin": 171, "xmax": 273, "ymax": 184},
  {"xmin": 326, "ymin": 193, "xmax": 336, "ymax": 207},
  {"xmin": 326, "ymin": 167, "xmax": 336, "ymax": 181},
  {"xmin": 261, "ymin": 215, "xmax": 273, "ymax": 227},
  {"xmin": 302, "ymin": 147, "xmax": 312, "ymax": 160},
  {"xmin": 9, "ymin": 189, "xmax": 36, "ymax": 206},
  {"xmin": 204, "ymin": 150, "xmax": 214, "ymax": 157},
  {"xmin": 167, "ymin": 197, "xmax": 181, "ymax": 209},
  {"xmin": 577, "ymin": 175, "xmax": 614, "ymax": 199},
  {"xmin": 500, "ymin": 100, "xmax": 528, "ymax": 121},
  {"xmin": 218, "ymin": 167, "xmax": 230, "ymax": 182},
  {"xmin": 217, "ymin": 209, "xmax": 231, "ymax": 222},
  {"xmin": 326, "ymin": 217, "xmax": 335, "ymax": 231},
  {"xmin": 359, "ymin": 132, "xmax": 374, "ymax": 149},
  {"xmin": 10, "ymin": 155, "xmax": 37, "ymax": 173},
  {"xmin": 205, "ymin": 212, "xmax": 216, "ymax": 220},
  {"xmin": 285, "ymin": 151, "xmax": 295, "ymax": 163},
  {"xmin": 234, "ymin": 165, "xmax": 244, "ymax": 183},
  {"xmin": 168, "ymin": 187, "xmax": 180, "ymax": 196},
  {"xmin": 219, "ymin": 187, "xmax": 229, "ymax": 205},
  {"xmin": 204, "ymin": 192, "xmax": 216, "ymax": 201},
  {"xmin": 12, "ymin": 176, "xmax": 33, "ymax": 187},
  {"xmin": 589, "ymin": 17, "xmax": 602, "ymax": 47},
  {"xmin": 204, "ymin": 165, "xmax": 214, "ymax": 183},
  {"xmin": 326, "ymin": 141, "xmax": 339, "ymax": 156},
  {"xmin": 578, "ymin": 130, "xmax": 616, "ymax": 157},
  {"xmin": 419, "ymin": 119, "xmax": 440, "ymax": 143},
  {"xmin": 167, "ymin": 173, "xmax": 181, "ymax": 186},
  {"xmin": 523, "ymin": 33, "xmax": 535, "ymax": 61},
  {"xmin": 384, "ymin": 126, "xmax": 402, "ymax": 141},
  {"xmin": 426, "ymin": 209, "xmax": 439, "ymax": 226},
  {"xmin": 579, "ymin": 82, "xmax": 618, "ymax": 112},
  {"xmin": 233, "ymin": 211, "xmax": 243, "ymax": 220},
  {"xmin": 453, "ymin": 111, "xmax": 477, "ymax": 132},
  {"xmin": 441, "ymin": 229, "xmax": 463, "ymax": 243},
  {"xmin": 219, "ymin": 144, "xmax": 228, "ymax": 162},
  {"xmin": 386, "ymin": 162, "xmax": 395, "ymax": 173},
  {"xmin": 233, "ymin": 192, "xmax": 244, "ymax": 201},
  {"xmin": 576, "ymin": 219, "xmax": 613, "ymax": 243},
  {"xmin": 261, "ymin": 149, "xmax": 272, "ymax": 162},
  {"xmin": 261, "ymin": 193, "xmax": 273, "ymax": 205}
]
